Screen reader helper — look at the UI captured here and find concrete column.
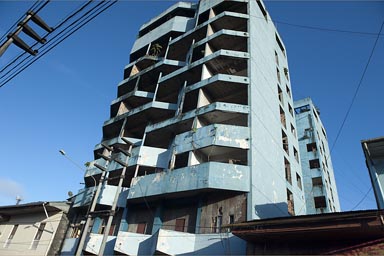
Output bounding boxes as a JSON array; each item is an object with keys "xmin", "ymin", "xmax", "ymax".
[
  {"xmin": 195, "ymin": 197, "xmax": 203, "ymax": 234},
  {"xmin": 119, "ymin": 207, "xmax": 129, "ymax": 231},
  {"xmin": 152, "ymin": 203, "xmax": 163, "ymax": 234}
]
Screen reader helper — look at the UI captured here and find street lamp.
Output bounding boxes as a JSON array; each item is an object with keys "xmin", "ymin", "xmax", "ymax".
[
  {"xmin": 59, "ymin": 149, "xmax": 97, "ymax": 188},
  {"xmin": 59, "ymin": 149, "xmax": 99, "ymax": 255}
]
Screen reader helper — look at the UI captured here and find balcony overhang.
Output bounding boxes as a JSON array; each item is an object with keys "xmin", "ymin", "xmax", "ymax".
[{"xmin": 128, "ymin": 162, "xmax": 249, "ymax": 201}]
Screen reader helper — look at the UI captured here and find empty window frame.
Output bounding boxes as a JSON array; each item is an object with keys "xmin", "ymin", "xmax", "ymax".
[
  {"xmin": 136, "ymin": 222, "xmax": 147, "ymax": 234},
  {"xmin": 275, "ymin": 51, "xmax": 279, "ymax": 65},
  {"xmin": 293, "ymin": 147, "xmax": 299, "ymax": 162},
  {"xmin": 4, "ymin": 224, "xmax": 19, "ymax": 248},
  {"xmin": 312, "ymin": 177, "xmax": 323, "ymax": 186},
  {"xmin": 309, "ymin": 159, "xmax": 320, "ymax": 169},
  {"xmin": 275, "ymin": 33, "xmax": 285, "ymax": 56},
  {"xmin": 278, "ymin": 84, "xmax": 283, "ymax": 104},
  {"xmin": 285, "ymin": 158, "xmax": 292, "ymax": 184},
  {"xmin": 296, "ymin": 173, "xmax": 302, "ymax": 190},
  {"xmin": 287, "ymin": 189, "xmax": 294, "ymax": 215},
  {"xmin": 306, "ymin": 142, "xmax": 317, "ymax": 152},
  {"xmin": 314, "ymin": 196, "xmax": 326, "ymax": 208},
  {"xmin": 288, "ymin": 103, "xmax": 293, "ymax": 116},
  {"xmin": 286, "ymin": 84, "xmax": 291, "ymax": 98},
  {"xmin": 277, "ymin": 68, "xmax": 281, "ymax": 84},
  {"xmin": 213, "ymin": 215, "xmax": 223, "ymax": 233},
  {"xmin": 290, "ymin": 123, "xmax": 296, "ymax": 137},
  {"xmin": 282, "ymin": 130, "xmax": 289, "ymax": 155},
  {"xmin": 256, "ymin": 0, "xmax": 268, "ymax": 21},
  {"xmin": 31, "ymin": 223, "xmax": 46, "ymax": 250},
  {"xmin": 175, "ymin": 218, "xmax": 186, "ymax": 232},
  {"xmin": 280, "ymin": 107, "xmax": 286, "ymax": 128}
]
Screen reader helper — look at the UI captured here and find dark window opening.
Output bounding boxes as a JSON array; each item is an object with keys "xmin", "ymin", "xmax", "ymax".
[
  {"xmin": 282, "ymin": 130, "xmax": 288, "ymax": 155},
  {"xmin": 256, "ymin": 0, "xmax": 268, "ymax": 21},
  {"xmin": 278, "ymin": 85, "xmax": 283, "ymax": 104},
  {"xmin": 312, "ymin": 177, "xmax": 323, "ymax": 186},
  {"xmin": 309, "ymin": 159, "xmax": 320, "ymax": 169},
  {"xmin": 136, "ymin": 222, "xmax": 147, "ymax": 234},
  {"xmin": 314, "ymin": 196, "xmax": 326, "ymax": 208},
  {"xmin": 306, "ymin": 142, "xmax": 317, "ymax": 152},
  {"xmin": 285, "ymin": 158, "xmax": 291, "ymax": 184},
  {"xmin": 296, "ymin": 173, "xmax": 302, "ymax": 190},
  {"xmin": 175, "ymin": 218, "xmax": 186, "ymax": 232},
  {"xmin": 174, "ymin": 152, "xmax": 189, "ymax": 169},
  {"xmin": 293, "ymin": 146, "xmax": 299, "ymax": 162},
  {"xmin": 276, "ymin": 34, "xmax": 285, "ymax": 56},
  {"xmin": 287, "ymin": 189, "xmax": 294, "ymax": 216}
]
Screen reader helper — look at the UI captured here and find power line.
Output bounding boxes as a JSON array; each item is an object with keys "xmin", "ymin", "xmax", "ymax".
[
  {"xmin": 330, "ymin": 19, "xmax": 384, "ymax": 153},
  {"xmin": 0, "ymin": 1, "xmax": 93, "ymax": 79},
  {"xmin": 0, "ymin": 0, "xmax": 41, "ymax": 42},
  {"xmin": 0, "ymin": 0, "xmax": 118, "ymax": 88}
]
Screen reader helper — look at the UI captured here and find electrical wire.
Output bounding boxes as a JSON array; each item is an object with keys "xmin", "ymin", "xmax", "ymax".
[
  {"xmin": 0, "ymin": 0, "xmax": 41, "ymax": 42},
  {"xmin": 329, "ymin": 19, "xmax": 384, "ymax": 153},
  {"xmin": 0, "ymin": 1, "xmax": 94, "ymax": 80},
  {"xmin": 0, "ymin": 0, "xmax": 118, "ymax": 88}
]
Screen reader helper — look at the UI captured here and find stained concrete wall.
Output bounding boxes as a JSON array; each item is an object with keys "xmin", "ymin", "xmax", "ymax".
[
  {"xmin": 199, "ymin": 193, "xmax": 247, "ymax": 234},
  {"xmin": 295, "ymin": 97, "xmax": 341, "ymax": 213},
  {"xmin": 248, "ymin": 0, "xmax": 305, "ymax": 219}
]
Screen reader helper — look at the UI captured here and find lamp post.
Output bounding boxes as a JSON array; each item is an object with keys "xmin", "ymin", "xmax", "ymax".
[{"xmin": 59, "ymin": 149, "xmax": 100, "ymax": 256}]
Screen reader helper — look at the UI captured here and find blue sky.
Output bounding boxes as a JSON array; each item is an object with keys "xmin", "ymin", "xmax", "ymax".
[{"xmin": 0, "ymin": 1, "xmax": 383, "ymax": 212}]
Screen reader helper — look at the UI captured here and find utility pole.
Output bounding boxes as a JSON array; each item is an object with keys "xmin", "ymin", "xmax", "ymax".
[
  {"xmin": 75, "ymin": 145, "xmax": 112, "ymax": 256},
  {"xmin": 0, "ymin": 10, "xmax": 52, "ymax": 57},
  {"xmin": 98, "ymin": 138, "xmax": 133, "ymax": 256}
]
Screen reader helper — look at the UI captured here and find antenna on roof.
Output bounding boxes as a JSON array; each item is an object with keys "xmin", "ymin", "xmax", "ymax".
[{"xmin": 16, "ymin": 195, "xmax": 22, "ymax": 205}]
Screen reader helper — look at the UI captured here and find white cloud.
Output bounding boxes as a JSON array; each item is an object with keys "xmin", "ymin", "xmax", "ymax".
[{"xmin": 0, "ymin": 177, "xmax": 24, "ymax": 206}]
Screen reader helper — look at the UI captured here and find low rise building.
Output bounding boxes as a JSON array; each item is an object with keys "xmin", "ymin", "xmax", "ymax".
[{"xmin": 0, "ymin": 201, "xmax": 69, "ymax": 256}]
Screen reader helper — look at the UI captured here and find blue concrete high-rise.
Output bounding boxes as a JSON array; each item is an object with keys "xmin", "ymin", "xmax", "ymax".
[
  {"xmin": 294, "ymin": 97, "xmax": 341, "ymax": 214},
  {"xmin": 61, "ymin": 1, "xmax": 307, "ymax": 255}
]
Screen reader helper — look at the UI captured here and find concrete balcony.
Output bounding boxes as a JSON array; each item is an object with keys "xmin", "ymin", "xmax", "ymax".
[
  {"xmin": 83, "ymin": 233, "xmax": 116, "ymax": 255},
  {"xmin": 114, "ymin": 231, "xmax": 153, "ymax": 255},
  {"xmin": 145, "ymin": 102, "xmax": 249, "ymax": 148},
  {"xmin": 110, "ymin": 90, "xmax": 154, "ymax": 117},
  {"xmin": 158, "ymin": 49, "xmax": 249, "ymax": 96},
  {"xmin": 174, "ymin": 124, "xmax": 249, "ymax": 154},
  {"xmin": 127, "ymin": 162, "xmax": 249, "ymax": 200},
  {"xmin": 94, "ymin": 136, "xmax": 142, "ymax": 152},
  {"xmin": 103, "ymin": 101, "xmax": 177, "ymax": 139},
  {"xmin": 185, "ymin": 74, "xmax": 249, "ymax": 105},
  {"xmin": 132, "ymin": 16, "xmax": 195, "ymax": 54},
  {"xmin": 72, "ymin": 185, "xmax": 128, "ymax": 208},
  {"xmin": 84, "ymin": 158, "xmax": 107, "ymax": 178},
  {"xmin": 114, "ymin": 229, "xmax": 246, "ymax": 255},
  {"xmin": 107, "ymin": 146, "xmax": 170, "ymax": 172},
  {"xmin": 168, "ymin": 11, "xmax": 249, "ymax": 60}
]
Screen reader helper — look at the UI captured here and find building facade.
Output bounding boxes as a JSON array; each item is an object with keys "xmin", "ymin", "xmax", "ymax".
[
  {"xmin": 361, "ymin": 136, "xmax": 384, "ymax": 209},
  {"xmin": 61, "ymin": 0, "xmax": 306, "ymax": 255},
  {"xmin": 0, "ymin": 201, "xmax": 69, "ymax": 256},
  {"xmin": 294, "ymin": 97, "xmax": 340, "ymax": 214}
]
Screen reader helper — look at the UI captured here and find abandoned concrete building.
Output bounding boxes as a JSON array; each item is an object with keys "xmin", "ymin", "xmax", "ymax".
[
  {"xmin": 60, "ymin": 0, "xmax": 310, "ymax": 254},
  {"xmin": 294, "ymin": 98, "xmax": 341, "ymax": 214}
]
